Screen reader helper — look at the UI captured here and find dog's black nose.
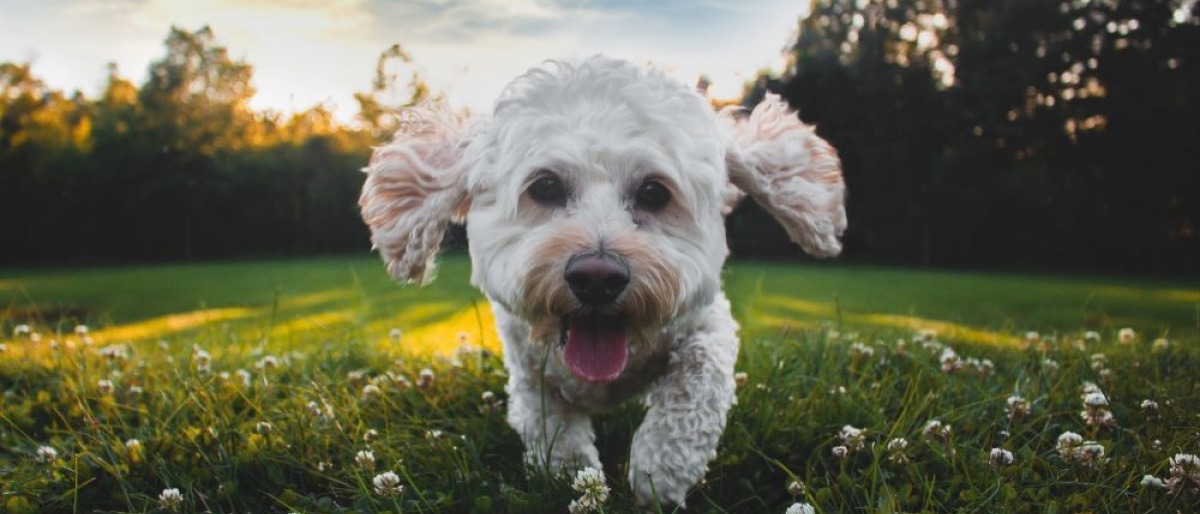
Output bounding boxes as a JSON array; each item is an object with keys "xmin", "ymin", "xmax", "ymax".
[{"xmin": 565, "ymin": 254, "xmax": 630, "ymax": 306}]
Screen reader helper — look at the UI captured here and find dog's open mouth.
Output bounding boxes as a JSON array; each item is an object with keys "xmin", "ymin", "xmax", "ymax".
[{"xmin": 560, "ymin": 314, "xmax": 628, "ymax": 383}]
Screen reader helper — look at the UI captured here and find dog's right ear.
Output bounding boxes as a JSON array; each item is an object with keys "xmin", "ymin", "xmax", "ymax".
[{"xmin": 360, "ymin": 101, "xmax": 471, "ymax": 285}]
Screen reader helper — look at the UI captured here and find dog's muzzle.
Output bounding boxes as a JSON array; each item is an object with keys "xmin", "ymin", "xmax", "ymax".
[{"xmin": 560, "ymin": 253, "xmax": 631, "ymax": 383}]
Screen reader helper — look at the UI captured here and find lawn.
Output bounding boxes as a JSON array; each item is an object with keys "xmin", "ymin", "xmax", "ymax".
[{"xmin": 1, "ymin": 255, "xmax": 1198, "ymax": 512}]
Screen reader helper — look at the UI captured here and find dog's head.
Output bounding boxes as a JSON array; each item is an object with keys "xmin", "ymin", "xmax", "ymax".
[{"xmin": 361, "ymin": 56, "xmax": 845, "ymax": 383}]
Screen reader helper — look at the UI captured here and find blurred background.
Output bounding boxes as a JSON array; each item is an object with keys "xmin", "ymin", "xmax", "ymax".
[{"xmin": 1, "ymin": 0, "xmax": 1197, "ymax": 276}]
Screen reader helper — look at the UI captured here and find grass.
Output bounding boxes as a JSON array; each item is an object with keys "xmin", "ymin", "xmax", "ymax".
[{"xmin": 1, "ymin": 255, "xmax": 1198, "ymax": 512}]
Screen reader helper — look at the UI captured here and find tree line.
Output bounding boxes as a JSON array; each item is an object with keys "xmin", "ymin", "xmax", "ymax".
[
  {"xmin": 2, "ymin": 2, "xmax": 1198, "ymax": 274},
  {"xmin": 731, "ymin": 0, "xmax": 1198, "ymax": 273}
]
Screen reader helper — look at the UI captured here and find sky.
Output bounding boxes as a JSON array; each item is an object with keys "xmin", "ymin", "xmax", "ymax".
[{"xmin": 1, "ymin": 0, "xmax": 811, "ymax": 122}]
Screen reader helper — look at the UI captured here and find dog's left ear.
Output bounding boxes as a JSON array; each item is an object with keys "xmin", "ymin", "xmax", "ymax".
[
  {"xmin": 360, "ymin": 101, "xmax": 472, "ymax": 285},
  {"xmin": 725, "ymin": 93, "xmax": 847, "ymax": 258}
]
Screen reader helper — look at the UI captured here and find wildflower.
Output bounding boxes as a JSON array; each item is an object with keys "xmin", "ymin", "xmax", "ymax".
[
  {"xmin": 256, "ymin": 421, "xmax": 273, "ymax": 434},
  {"xmin": 355, "ymin": 449, "xmax": 376, "ymax": 469},
  {"xmin": 0, "ymin": 343, "xmax": 5, "ymax": 353},
  {"xmin": 158, "ymin": 488, "xmax": 183, "ymax": 510},
  {"xmin": 1141, "ymin": 474, "xmax": 1167, "ymax": 488},
  {"xmin": 1056, "ymin": 431, "xmax": 1083, "ymax": 460},
  {"xmin": 125, "ymin": 438, "xmax": 141, "ymax": 450},
  {"xmin": 1089, "ymin": 353, "xmax": 1107, "ymax": 371},
  {"xmin": 1078, "ymin": 442, "xmax": 1106, "ymax": 466},
  {"xmin": 785, "ymin": 502, "xmax": 816, "ymax": 514},
  {"xmin": 787, "ymin": 480, "xmax": 806, "ymax": 496},
  {"xmin": 989, "ymin": 447, "xmax": 1015, "ymax": 467},
  {"xmin": 568, "ymin": 466, "xmax": 610, "ymax": 513},
  {"xmin": 916, "ymin": 328, "xmax": 937, "ymax": 342},
  {"xmin": 99, "ymin": 344, "xmax": 129, "ymax": 361},
  {"xmin": 307, "ymin": 400, "xmax": 334, "ymax": 424},
  {"xmin": 831, "ymin": 445, "xmax": 849, "ymax": 459},
  {"xmin": 34, "ymin": 445, "xmax": 58, "ymax": 464},
  {"xmin": 1081, "ymin": 390, "xmax": 1116, "ymax": 428},
  {"xmin": 1084, "ymin": 330, "xmax": 1100, "ymax": 341},
  {"xmin": 364, "ymin": 429, "xmax": 379, "ymax": 442},
  {"xmin": 389, "ymin": 328, "xmax": 403, "ymax": 342},
  {"xmin": 1166, "ymin": 453, "xmax": 1200, "ymax": 494},
  {"xmin": 128, "ymin": 385, "xmax": 144, "ymax": 395},
  {"xmin": 347, "ymin": 370, "xmax": 366, "ymax": 384},
  {"xmin": 361, "ymin": 384, "xmax": 382, "ymax": 401},
  {"xmin": 75, "ymin": 325, "xmax": 89, "ymax": 335},
  {"xmin": 1141, "ymin": 399, "xmax": 1159, "ymax": 411},
  {"xmin": 838, "ymin": 425, "xmax": 866, "ymax": 451},
  {"xmin": 1083, "ymin": 392, "xmax": 1108, "ymax": 407},
  {"xmin": 425, "ymin": 429, "xmax": 443, "ymax": 440},
  {"xmin": 97, "ymin": 379, "xmax": 115, "ymax": 395},
  {"xmin": 14, "ymin": 324, "xmax": 31, "ymax": 336},
  {"xmin": 849, "ymin": 341, "xmax": 875, "ymax": 358},
  {"xmin": 923, "ymin": 420, "xmax": 952, "ymax": 442},
  {"xmin": 1152, "ymin": 338, "xmax": 1170, "ymax": 350},
  {"xmin": 828, "ymin": 385, "xmax": 847, "ymax": 395},
  {"xmin": 372, "ymin": 471, "xmax": 405, "ymax": 497},
  {"xmin": 886, "ymin": 437, "xmax": 910, "ymax": 464},
  {"xmin": 235, "ymin": 369, "xmax": 252, "ymax": 387},
  {"xmin": 734, "ymin": 371, "xmax": 749, "ymax": 386},
  {"xmin": 1024, "ymin": 331, "xmax": 1040, "ymax": 342},
  {"xmin": 1118, "ymin": 328, "xmax": 1135, "ymax": 344},
  {"xmin": 482, "ymin": 390, "xmax": 497, "ymax": 404},
  {"xmin": 939, "ymin": 347, "xmax": 962, "ymax": 373},
  {"xmin": 417, "ymin": 368, "xmax": 435, "ymax": 388},
  {"xmin": 976, "ymin": 358, "xmax": 995, "ymax": 375},
  {"xmin": 1006, "ymin": 395, "xmax": 1031, "ymax": 420},
  {"xmin": 255, "ymin": 355, "xmax": 279, "ymax": 370}
]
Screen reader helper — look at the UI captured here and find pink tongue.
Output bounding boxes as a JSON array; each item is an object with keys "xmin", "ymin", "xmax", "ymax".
[{"xmin": 564, "ymin": 317, "xmax": 628, "ymax": 383}]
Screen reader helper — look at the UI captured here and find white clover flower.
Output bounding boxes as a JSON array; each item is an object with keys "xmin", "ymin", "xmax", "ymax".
[
  {"xmin": 361, "ymin": 384, "xmax": 382, "ymax": 400},
  {"xmin": 1141, "ymin": 474, "xmax": 1167, "ymax": 488},
  {"xmin": 1141, "ymin": 399, "xmax": 1159, "ymax": 411},
  {"xmin": 125, "ymin": 438, "xmax": 141, "ymax": 450},
  {"xmin": 389, "ymin": 328, "xmax": 403, "ymax": 342},
  {"xmin": 1167, "ymin": 453, "xmax": 1200, "ymax": 494},
  {"xmin": 1006, "ymin": 395, "xmax": 1031, "ymax": 420},
  {"xmin": 74, "ymin": 325, "xmax": 89, "ymax": 335},
  {"xmin": 256, "ymin": 421, "xmax": 273, "ymax": 434},
  {"xmin": 425, "ymin": 429, "xmax": 443, "ymax": 440},
  {"xmin": 785, "ymin": 502, "xmax": 816, "ymax": 514},
  {"xmin": 923, "ymin": 420, "xmax": 952, "ymax": 442},
  {"xmin": 416, "ymin": 368, "xmax": 435, "ymax": 388},
  {"xmin": 1152, "ymin": 338, "xmax": 1169, "ymax": 350},
  {"xmin": 34, "ymin": 445, "xmax": 58, "ymax": 464},
  {"xmin": 364, "ymin": 429, "xmax": 380, "ymax": 442},
  {"xmin": 1118, "ymin": 328, "xmax": 1135, "ymax": 343},
  {"xmin": 831, "ymin": 445, "xmax": 849, "ymax": 459},
  {"xmin": 158, "ymin": 488, "xmax": 183, "ymax": 510},
  {"xmin": 99, "ymin": 344, "xmax": 129, "ymax": 361},
  {"xmin": 828, "ymin": 385, "xmax": 847, "ymax": 395},
  {"xmin": 255, "ymin": 355, "xmax": 279, "ymax": 370},
  {"xmin": 989, "ymin": 447, "xmax": 1014, "ymax": 466},
  {"xmin": 0, "ymin": 343, "xmax": 7, "ymax": 353},
  {"xmin": 1024, "ymin": 331, "xmax": 1040, "ymax": 342},
  {"xmin": 1083, "ymin": 392, "xmax": 1108, "ymax": 407},
  {"xmin": 1084, "ymin": 330, "xmax": 1100, "ymax": 341},
  {"xmin": 568, "ymin": 466, "xmax": 609, "ymax": 513},
  {"xmin": 849, "ymin": 341, "xmax": 875, "ymax": 358},
  {"xmin": 886, "ymin": 437, "xmax": 910, "ymax": 464},
  {"xmin": 838, "ymin": 425, "xmax": 866, "ymax": 451},
  {"xmin": 14, "ymin": 324, "xmax": 31, "ymax": 336},
  {"xmin": 128, "ymin": 385, "xmax": 144, "ymax": 395},
  {"xmin": 235, "ymin": 369, "xmax": 252, "ymax": 387},
  {"xmin": 916, "ymin": 328, "xmax": 938, "ymax": 342},
  {"xmin": 787, "ymin": 480, "xmax": 806, "ymax": 496},
  {"xmin": 97, "ymin": 379, "xmax": 114, "ymax": 395},
  {"xmin": 1041, "ymin": 358, "xmax": 1060, "ymax": 373},
  {"xmin": 1057, "ymin": 431, "xmax": 1083, "ymax": 459},
  {"xmin": 733, "ymin": 371, "xmax": 749, "ymax": 386},
  {"xmin": 372, "ymin": 471, "xmax": 405, "ymax": 496},
  {"xmin": 481, "ymin": 390, "xmax": 497, "ymax": 404},
  {"xmin": 355, "ymin": 449, "xmax": 376, "ymax": 469},
  {"xmin": 939, "ymin": 347, "xmax": 962, "ymax": 373},
  {"xmin": 1080, "ymin": 382, "xmax": 1102, "ymax": 396},
  {"xmin": 976, "ymin": 358, "xmax": 995, "ymax": 375},
  {"xmin": 1078, "ymin": 442, "xmax": 1105, "ymax": 464}
]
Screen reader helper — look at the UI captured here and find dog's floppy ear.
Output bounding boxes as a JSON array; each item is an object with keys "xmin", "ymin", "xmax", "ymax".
[
  {"xmin": 725, "ymin": 93, "xmax": 847, "ymax": 258},
  {"xmin": 360, "ymin": 101, "xmax": 471, "ymax": 285}
]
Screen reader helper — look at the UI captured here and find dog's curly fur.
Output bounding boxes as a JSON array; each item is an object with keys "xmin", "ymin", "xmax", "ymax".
[{"xmin": 361, "ymin": 56, "xmax": 845, "ymax": 507}]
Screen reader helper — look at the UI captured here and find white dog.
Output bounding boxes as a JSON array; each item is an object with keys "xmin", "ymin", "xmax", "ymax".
[{"xmin": 360, "ymin": 56, "xmax": 845, "ymax": 507}]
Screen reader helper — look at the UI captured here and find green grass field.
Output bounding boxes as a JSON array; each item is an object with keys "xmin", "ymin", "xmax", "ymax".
[{"xmin": 1, "ymin": 255, "xmax": 1198, "ymax": 512}]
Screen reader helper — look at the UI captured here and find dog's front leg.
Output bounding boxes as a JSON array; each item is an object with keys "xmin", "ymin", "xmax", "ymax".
[
  {"xmin": 506, "ymin": 374, "xmax": 601, "ymax": 475},
  {"xmin": 628, "ymin": 319, "xmax": 738, "ymax": 508}
]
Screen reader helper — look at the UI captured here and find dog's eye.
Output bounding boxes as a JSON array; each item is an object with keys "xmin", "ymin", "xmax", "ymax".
[
  {"xmin": 528, "ymin": 175, "xmax": 567, "ymax": 207},
  {"xmin": 635, "ymin": 180, "xmax": 671, "ymax": 211}
]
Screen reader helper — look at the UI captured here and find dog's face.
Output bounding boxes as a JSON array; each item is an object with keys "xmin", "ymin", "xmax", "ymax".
[{"xmin": 360, "ymin": 56, "xmax": 846, "ymax": 383}]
